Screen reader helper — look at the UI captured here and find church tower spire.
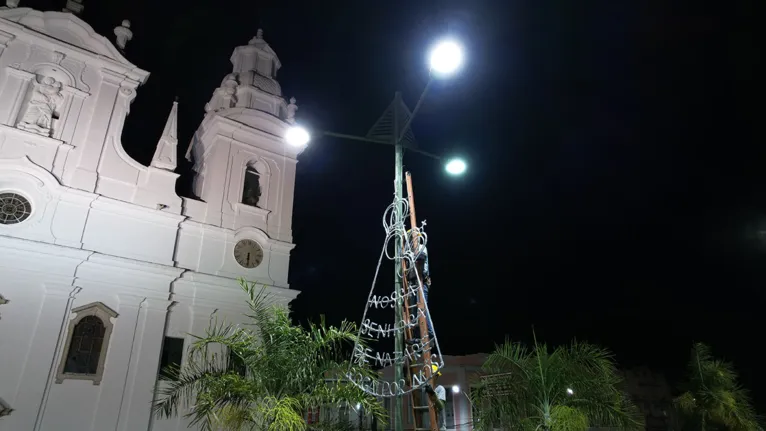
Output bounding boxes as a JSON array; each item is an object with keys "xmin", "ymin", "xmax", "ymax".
[
  {"xmin": 203, "ymin": 29, "xmax": 289, "ymax": 120},
  {"xmin": 185, "ymin": 31, "xmax": 301, "ymax": 242},
  {"xmin": 150, "ymin": 100, "xmax": 178, "ymax": 171}
]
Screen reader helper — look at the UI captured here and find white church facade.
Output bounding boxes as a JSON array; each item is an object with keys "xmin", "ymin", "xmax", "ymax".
[{"xmin": 0, "ymin": 3, "xmax": 304, "ymax": 430}]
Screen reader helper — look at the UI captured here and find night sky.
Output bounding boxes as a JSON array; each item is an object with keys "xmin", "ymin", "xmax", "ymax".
[{"xmin": 26, "ymin": 0, "xmax": 762, "ymax": 408}]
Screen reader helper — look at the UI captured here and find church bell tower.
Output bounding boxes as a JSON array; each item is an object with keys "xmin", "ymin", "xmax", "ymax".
[{"xmin": 185, "ymin": 29, "xmax": 302, "ymax": 244}]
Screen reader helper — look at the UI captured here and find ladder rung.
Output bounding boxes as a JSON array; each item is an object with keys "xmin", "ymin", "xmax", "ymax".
[
  {"xmin": 416, "ymin": 428, "xmax": 432, "ymax": 430},
  {"xmin": 413, "ymin": 405, "xmax": 429, "ymax": 410}
]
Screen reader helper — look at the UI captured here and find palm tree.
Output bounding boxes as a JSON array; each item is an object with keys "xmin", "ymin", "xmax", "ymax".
[
  {"xmin": 471, "ymin": 336, "xmax": 643, "ymax": 431},
  {"xmin": 152, "ymin": 279, "xmax": 386, "ymax": 431},
  {"xmin": 674, "ymin": 343, "xmax": 759, "ymax": 430}
]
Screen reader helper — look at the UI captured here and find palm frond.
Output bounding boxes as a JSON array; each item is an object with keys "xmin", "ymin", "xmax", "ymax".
[
  {"xmin": 152, "ymin": 279, "xmax": 388, "ymax": 430},
  {"xmin": 675, "ymin": 342, "xmax": 759, "ymax": 431},
  {"xmin": 474, "ymin": 335, "xmax": 643, "ymax": 431}
]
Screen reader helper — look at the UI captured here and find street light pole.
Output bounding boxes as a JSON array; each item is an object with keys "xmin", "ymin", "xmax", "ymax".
[
  {"xmin": 303, "ymin": 38, "xmax": 466, "ymax": 431},
  {"xmin": 320, "ymin": 87, "xmax": 455, "ymax": 431},
  {"xmin": 392, "ymin": 91, "xmax": 405, "ymax": 431}
]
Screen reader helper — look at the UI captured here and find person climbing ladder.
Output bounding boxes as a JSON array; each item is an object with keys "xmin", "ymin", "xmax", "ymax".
[
  {"xmin": 406, "ymin": 241, "xmax": 434, "ymax": 344},
  {"xmin": 425, "ymin": 364, "xmax": 447, "ymax": 431}
]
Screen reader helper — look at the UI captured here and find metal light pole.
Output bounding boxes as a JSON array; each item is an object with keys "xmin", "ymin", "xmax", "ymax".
[
  {"xmin": 391, "ymin": 91, "xmax": 406, "ymax": 431},
  {"xmin": 311, "ymin": 38, "xmax": 466, "ymax": 431},
  {"xmin": 324, "ymin": 88, "xmax": 431, "ymax": 431}
]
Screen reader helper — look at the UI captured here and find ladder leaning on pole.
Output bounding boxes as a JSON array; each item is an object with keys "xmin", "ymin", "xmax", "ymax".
[{"xmin": 401, "ymin": 171, "xmax": 439, "ymax": 431}]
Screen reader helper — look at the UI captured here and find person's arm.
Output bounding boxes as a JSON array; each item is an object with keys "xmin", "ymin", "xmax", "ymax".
[
  {"xmin": 434, "ymin": 397, "xmax": 445, "ymax": 411},
  {"xmin": 427, "ymin": 391, "xmax": 445, "ymax": 411}
]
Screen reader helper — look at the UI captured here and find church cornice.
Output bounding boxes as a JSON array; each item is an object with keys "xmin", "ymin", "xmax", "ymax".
[
  {"xmin": 173, "ymin": 271, "xmax": 299, "ymax": 305},
  {"xmin": 0, "ymin": 9, "xmax": 149, "ymax": 83},
  {"xmin": 90, "ymin": 196, "xmax": 186, "ymax": 225},
  {"xmin": 191, "ymin": 111, "xmax": 300, "ymax": 173}
]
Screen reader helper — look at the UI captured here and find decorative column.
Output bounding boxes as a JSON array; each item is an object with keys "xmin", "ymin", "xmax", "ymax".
[
  {"xmin": 90, "ymin": 294, "xmax": 144, "ymax": 430},
  {"xmin": 0, "ymin": 67, "xmax": 34, "ymax": 127},
  {"xmin": 116, "ymin": 298, "xmax": 173, "ymax": 431},
  {"xmin": 66, "ymin": 69, "xmax": 125, "ymax": 191},
  {"xmin": 0, "ymin": 30, "xmax": 14, "ymax": 54}
]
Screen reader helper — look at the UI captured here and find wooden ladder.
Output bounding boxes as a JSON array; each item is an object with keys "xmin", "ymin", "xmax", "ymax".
[{"xmin": 401, "ymin": 171, "xmax": 439, "ymax": 431}]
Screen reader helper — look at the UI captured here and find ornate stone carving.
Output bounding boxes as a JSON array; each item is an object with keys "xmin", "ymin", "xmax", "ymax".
[
  {"xmin": 286, "ymin": 97, "xmax": 297, "ymax": 124},
  {"xmin": 63, "ymin": 0, "xmax": 84, "ymax": 14},
  {"xmin": 204, "ymin": 74, "xmax": 238, "ymax": 112},
  {"xmin": 249, "ymin": 28, "xmax": 264, "ymax": 45},
  {"xmin": 17, "ymin": 76, "xmax": 64, "ymax": 137},
  {"xmin": 52, "ymin": 51, "xmax": 65, "ymax": 65},
  {"xmin": 114, "ymin": 20, "xmax": 133, "ymax": 50},
  {"xmin": 222, "ymin": 74, "xmax": 238, "ymax": 95}
]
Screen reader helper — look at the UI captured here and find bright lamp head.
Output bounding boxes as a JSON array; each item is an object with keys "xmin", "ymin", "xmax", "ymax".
[
  {"xmin": 429, "ymin": 39, "xmax": 464, "ymax": 76},
  {"xmin": 444, "ymin": 158, "xmax": 467, "ymax": 176},
  {"xmin": 285, "ymin": 126, "xmax": 310, "ymax": 147},
  {"xmin": 452, "ymin": 385, "xmax": 460, "ymax": 394}
]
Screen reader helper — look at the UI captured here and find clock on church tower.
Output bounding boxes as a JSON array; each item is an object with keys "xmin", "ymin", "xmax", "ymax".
[
  {"xmin": 233, "ymin": 239, "xmax": 264, "ymax": 269},
  {"xmin": 178, "ymin": 29, "xmax": 304, "ymax": 283}
]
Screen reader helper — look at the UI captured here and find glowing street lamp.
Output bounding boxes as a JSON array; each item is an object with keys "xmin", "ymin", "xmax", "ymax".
[
  {"xmin": 444, "ymin": 158, "xmax": 467, "ymax": 176},
  {"xmin": 452, "ymin": 385, "xmax": 461, "ymax": 394},
  {"xmin": 429, "ymin": 39, "xmax": 465, "ymax": 77},
  {"xmin": 285, "ymin": 125, "xmax": 310, "ymax": 147}
]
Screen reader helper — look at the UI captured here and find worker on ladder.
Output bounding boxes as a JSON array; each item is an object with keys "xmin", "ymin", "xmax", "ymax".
[
  {"xmin": 425, "ymin": 364, "xmax": 447, "ymax": 431},
  {"xmin": 406, "ymin": 242, "xmax": 434, "ymax": 345}
]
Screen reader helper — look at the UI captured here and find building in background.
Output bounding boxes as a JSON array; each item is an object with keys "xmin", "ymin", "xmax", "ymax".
[
  {"xmin": 589, "ymin": 367, "xmax": 676, "ymax": 431},
  {"xmin": 620, "ymin": 367, "xmax": 675, "ymax": 431},
  {"xmin": 379, "ymin": 354, "xmax": 487, "ymax": 431},
  {"xmin": 0, "ymin": 2, "xmax": 303, "ymax": 430}
]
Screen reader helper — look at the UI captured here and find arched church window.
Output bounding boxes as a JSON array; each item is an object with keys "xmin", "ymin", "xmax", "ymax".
[
  {"xmin": 56, "ymin": 302, "xmax": 118, "ymax": 385},
  {"xmin": 63, "ymin": 316, "xmax": 105, "ymax": 374},
  {"xmin": 242, "ymin": 165, "xmax": 262, "ymax": 207}
]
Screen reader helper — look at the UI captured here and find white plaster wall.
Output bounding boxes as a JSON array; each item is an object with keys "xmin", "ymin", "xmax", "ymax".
[
  {"xmin": 0, "ymin": 9, "xmax": 181, "ymax": 213},
  {"xmin": 0, "ymin": 236, "xmax": 297, "ymax": 431},
  {"xmin": 0, "ymin": 10, "xmax": 302, "ymax": 431},
  {"xmin": 188, "ymin": 109, "xmax": 299, "ymax": 244},
  {"xmin": 175, "ymin": 221, "xmax": 293, "ymax": 288}
]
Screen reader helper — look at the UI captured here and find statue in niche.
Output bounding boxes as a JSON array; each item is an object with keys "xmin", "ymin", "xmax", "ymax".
[{"xmin": 17, "ymin": 76, "xmax": 64, "ymax": 137}]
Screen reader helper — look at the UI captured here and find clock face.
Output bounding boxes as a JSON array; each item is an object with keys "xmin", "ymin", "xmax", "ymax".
[{"xmin": 233, "ymin": 239, "xmax": 264, "ymax": 269}]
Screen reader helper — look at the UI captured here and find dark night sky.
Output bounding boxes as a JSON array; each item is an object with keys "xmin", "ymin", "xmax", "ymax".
[{"xmin": 27, "ymin": 0, "xmax": 763, "ymax": 407}]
